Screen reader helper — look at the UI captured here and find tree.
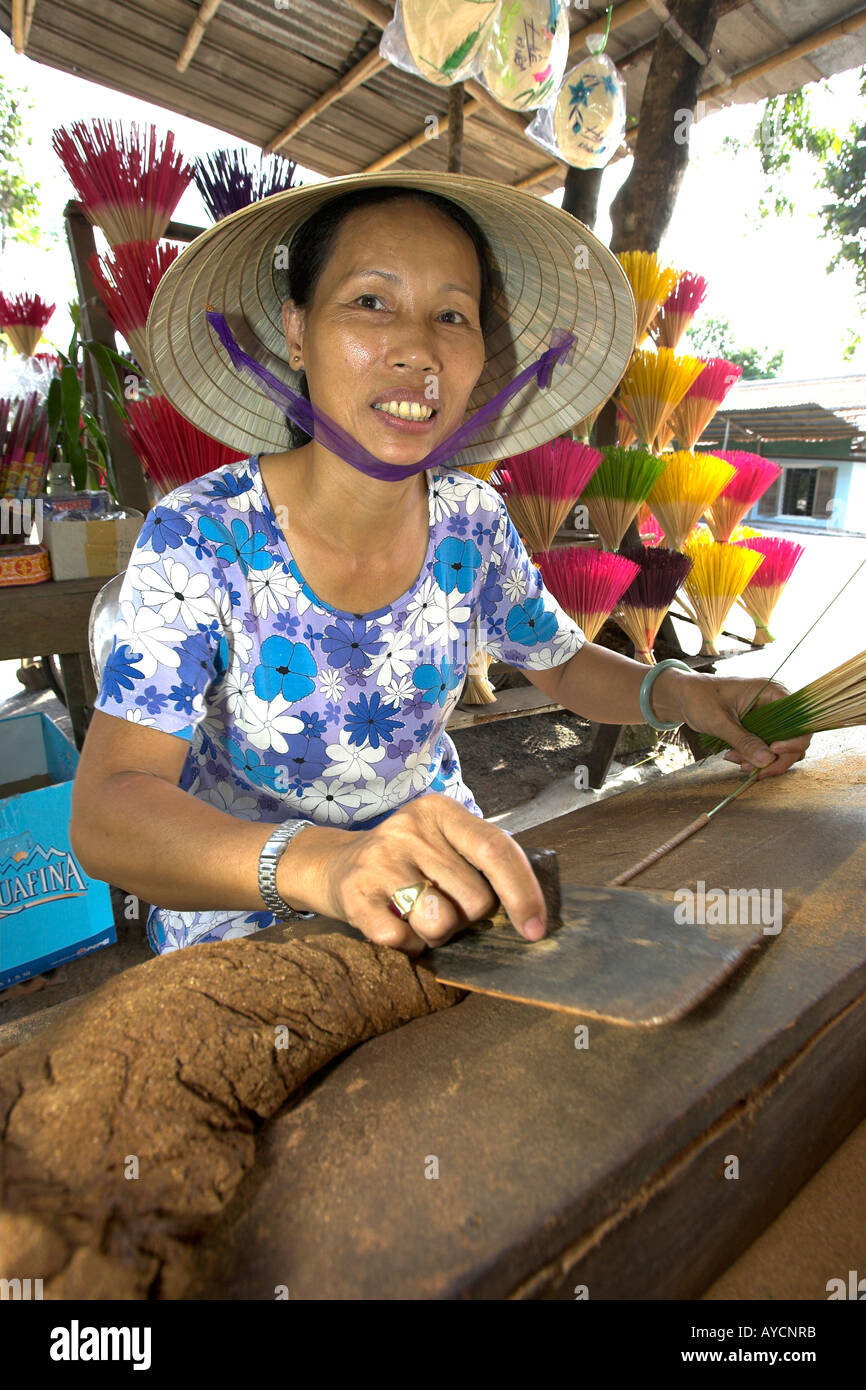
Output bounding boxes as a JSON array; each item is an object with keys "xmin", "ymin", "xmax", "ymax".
[
  {"xmin": 610, "ymin": 0, "xmax": 723, "ymax": 251},
  {"xmin": 822, "ymin": 68, "xmax": 866, "ymax": 306},
  {"xmin": 684, "ymin": 314, "xmax": 785, "ymax": 379},
  {"xmin": 723, "ymin": 68, "xmax": 866, "ymax": 306},
  {"xmin": 0, "ymin": 74, "xmax": 48, "ymax": 252}
]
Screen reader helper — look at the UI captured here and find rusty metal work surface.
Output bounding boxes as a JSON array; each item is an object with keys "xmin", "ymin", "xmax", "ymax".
[{"xmin": 188, "ymin": 728, "xmax": 866, "ymax": 1300}]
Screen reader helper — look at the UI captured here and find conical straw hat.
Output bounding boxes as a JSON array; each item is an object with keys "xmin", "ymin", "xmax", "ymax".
[{"xmin": 146, "ymin": 169, "xmax": 636, "ymax": 463}]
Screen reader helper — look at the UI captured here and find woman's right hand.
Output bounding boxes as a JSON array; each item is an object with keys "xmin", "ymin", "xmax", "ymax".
[{"xmin": 278, "ymin": 793, "xmax": 549, "ymax": 957}]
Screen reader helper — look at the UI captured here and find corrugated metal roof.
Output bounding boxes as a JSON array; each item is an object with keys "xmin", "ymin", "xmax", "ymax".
[
  {"xmin": 699, "ymin": 375, "xmax": 866, "ymax": 444},
  {"xmin": 1, "ymin": 1, "xmax": 865, "ymax": 196}
]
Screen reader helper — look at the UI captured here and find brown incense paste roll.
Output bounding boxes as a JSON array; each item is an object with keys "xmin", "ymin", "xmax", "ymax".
[{"xmin": 0, "ymin": 932, "xmax": 461, "ymax": 1300}]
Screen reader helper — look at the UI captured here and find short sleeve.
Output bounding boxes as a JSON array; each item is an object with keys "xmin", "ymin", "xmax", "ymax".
[
  {"xmin": 478, "ymin": 497, "xmax": 586, "ymax": 669},
  {"xmin": 92, "ymin": 501, "xmax": 228, "ymax": 742}
]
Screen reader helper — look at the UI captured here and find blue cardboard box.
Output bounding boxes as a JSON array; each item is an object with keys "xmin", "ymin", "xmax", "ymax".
[{"xmin": 0, "ymin": 711, "xmax": 115, "ymax": 989}]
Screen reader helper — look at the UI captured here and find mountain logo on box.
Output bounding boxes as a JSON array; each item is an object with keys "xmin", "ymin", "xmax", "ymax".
[{"xmin": 0, "ymin": 836, "xmax": 89, "ymax": 919}]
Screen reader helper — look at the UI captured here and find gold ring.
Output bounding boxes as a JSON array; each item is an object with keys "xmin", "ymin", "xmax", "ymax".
[{"xmin": 388, "ymin": 879, "xmax": 434, "ymax": 921}]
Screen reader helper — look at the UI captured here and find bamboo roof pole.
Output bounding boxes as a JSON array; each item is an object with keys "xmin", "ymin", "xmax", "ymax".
[
  {"xmin": 701, "ymin": 4, "xmax": 866, "ymax": 100},
  {"xmin": 11, "ymin": 0, "xmax": 36, "ymax": 53},
  {"xmin": 177, "ymin": 0, "xmax": 225, "ymax": 73},
  {"xmin": 266, "ymin": 47, "xmax": 387, "ymax": 153}
]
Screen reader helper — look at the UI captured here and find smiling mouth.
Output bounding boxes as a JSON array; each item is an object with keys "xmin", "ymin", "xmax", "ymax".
[{"xmin": 372, "ymin": 401, "xmax": 438, "ymax": 422}]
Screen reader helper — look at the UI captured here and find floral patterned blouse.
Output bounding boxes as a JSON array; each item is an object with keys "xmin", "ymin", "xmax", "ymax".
[{"xmin": 93, "ymin": 455, "xmax": 586, "ymax": 953}]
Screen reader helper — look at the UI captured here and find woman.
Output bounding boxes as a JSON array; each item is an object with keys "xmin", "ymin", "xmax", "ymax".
[{"xmin": 70, "ymin": 173, "xmax": 809, "ymax": 958}]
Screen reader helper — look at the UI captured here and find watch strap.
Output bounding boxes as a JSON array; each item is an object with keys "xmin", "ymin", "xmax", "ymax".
[{"xmin": 258, "ymin": 818, "xmax": 316, "ymax": 920}]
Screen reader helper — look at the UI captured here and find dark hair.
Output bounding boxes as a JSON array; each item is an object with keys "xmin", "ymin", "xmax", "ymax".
[{"xmin": 273, "ymin": 187, "xmax": 503, "ymax": 449}]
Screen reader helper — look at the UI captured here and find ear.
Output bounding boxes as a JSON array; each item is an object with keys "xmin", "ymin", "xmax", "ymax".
[{"xmin": 281, "ymin": 298, "xmax": 305, "ymax": 364}]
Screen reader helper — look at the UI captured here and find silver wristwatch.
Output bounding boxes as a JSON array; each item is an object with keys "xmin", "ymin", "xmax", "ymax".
[{"xmin": 258, "ymin": 818, "xmax": 316, "ymax": 921}]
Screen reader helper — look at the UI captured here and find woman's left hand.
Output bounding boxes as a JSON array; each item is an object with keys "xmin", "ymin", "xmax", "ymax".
[{"xmin": 674, "ymin": 673, "xmax": 812, "ymax": 779}]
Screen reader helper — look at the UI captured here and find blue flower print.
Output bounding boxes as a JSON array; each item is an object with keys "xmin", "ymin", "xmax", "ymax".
[
  {"xmin": 199, "ymin": 514, "xmax": 272, "ymax": 575},
  {"xmin": 226, "ymin": 738, "xmax": 285, "ymax": 792},
  {"xmin": 177, "ymin": 624, "xmax": 221, "ymax": 689},
  {"xmin": 299, "ymin": 709, "xmax": 327, "ymax": 740},
  {"xmin": 167, "ymin": 681, "xmax": 197, "ymax": 716},
  {"xmin": 448, "ymin": 513, "xmax": 470, "ymax": 538},
  {"xmin": 100, "ymin": 637, "xmax": 144, "ymax": 702},
  {"xmin": 414, "ymin": 720, "xmax": 433, "ymax": 746},
  {"xmin": 138, "ymin": 508, "xmax": 191, "ymax": 555},
  {"xmin": 321, "ymin": 617, "xmax": 384, "ymax": 671},
  {"xmin": 274, "ymin": 611, "xmax": 300, "ymax": 637},
  {"xmin": 506, "ymin": 597, "xmax": 559, "ymax": 647},
  {"xmin": 344, "ymin": 691, "xmax": 404, "ymax": 749},
  {"xmin": 134, "ymin": 684, "xmax": 169, "ymax": 716},
  {"xmin": 402, "ymin": 688, "xmax": 430, "ymax": 719},
  {"xmin": 432, "ymin": 537, "xmax": 482, "ymax": 595},
  {"xmin": 479, "ymin": 565, "xmax": 504, "ymax": 620},
  {"xmin": 254, "ymin": 635, "xmax": 317, "ymax": 703},
  {"xmin": 204, "ymin": 470, "xmax": 255, "ymax": 506},
  {"xmin": 414, "ymin": 658, "xmax": 462, "ymax": 707},
  {"xmin": 283, "ymin": 731, "xmax": 328, "ymax": 780},
  {"xmin": 569, "ymin": 77, "xmax": 594, "ymax": 111}
]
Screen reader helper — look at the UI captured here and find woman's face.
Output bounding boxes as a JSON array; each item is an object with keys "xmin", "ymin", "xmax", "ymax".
[{"xmin": 282, "ymin": 198, "xmax": 487, "ymax": 465}]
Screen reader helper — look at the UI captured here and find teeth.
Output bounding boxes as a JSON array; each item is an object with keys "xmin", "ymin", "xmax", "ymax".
[{"xmin": 373, "ymin": 400, "xmax": 434, "ymax": 420}]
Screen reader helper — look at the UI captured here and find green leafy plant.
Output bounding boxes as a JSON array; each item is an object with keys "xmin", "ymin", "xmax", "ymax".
[
  {"xmin": 684, "ymin": 314, "xmax": 785, "ymax": 381},
  {"xmin": 44, "ymin": 301, "xmax": 131, "ymax": 500}
]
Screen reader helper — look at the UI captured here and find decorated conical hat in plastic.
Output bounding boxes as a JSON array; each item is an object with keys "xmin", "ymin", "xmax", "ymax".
[
  {"xmin": 554, "ymin": 53, "xmax": 626, "ymax": 169},
  {"xmin": 402, "ymin": 0, "xmax": 500, "ymax": 86},
  {"xmin": 482, "ymin": 0, "xmax": 570, "ymax": 111},
  {"xmin": 146, "ymin": 170, "xmax": 636, "ymax": 464}
]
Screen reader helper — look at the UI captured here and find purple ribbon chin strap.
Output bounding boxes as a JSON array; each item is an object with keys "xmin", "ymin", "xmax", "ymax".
[{"xmin": 205, "ymin": 310, "xmax": 576, "ymax": 481}]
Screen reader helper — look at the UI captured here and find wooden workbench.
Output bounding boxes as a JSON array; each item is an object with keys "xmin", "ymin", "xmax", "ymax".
[
  {"xmin": 186, "ymin": 727, "xmax": 866, "ymax": 1299},
  {"xmin": 0, "ymin": 575, "xmax": 104, "ymax": 748}
]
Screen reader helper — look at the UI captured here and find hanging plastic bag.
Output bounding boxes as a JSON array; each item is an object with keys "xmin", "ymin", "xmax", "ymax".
[
  {"xmin": 479, "ymin": 0, "xmax": 570, "ymax": 111},
  {"xmin": 525, "ymin": 32, "xmax": 627, "ymax": 169},
  {"xmin": 380, "ymin": 0, "xmax": 501, "ymax": 88}
]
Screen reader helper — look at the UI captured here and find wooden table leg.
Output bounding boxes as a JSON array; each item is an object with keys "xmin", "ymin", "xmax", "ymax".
[
  {"xmin": 58, "ymin": 651, "xmax": 96, "ymax": 750},
  {"xmin": 585, "ymin": 721, "xmax": 623, "ymax": 790}
]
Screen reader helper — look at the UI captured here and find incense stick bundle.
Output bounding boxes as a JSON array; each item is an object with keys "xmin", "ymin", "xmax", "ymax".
[
  {"xmin": 497, "ymin": 438, "xmax": 602, "ymax": 554},
  {"xmin": 0, "ymin": 293, "xmax": 55, "ymax": 357},
  {"xmin": 463, "ymin": 648, "xmax": 497, "ymax": 704},
  {"xmin": 194, "ymin": 148, "xmax": 301, "ymax": 222},
  {"xmin": 53, "ymin": 119, "xmax": 194, "ymax": 245},
  {"xmin": 536, "ymin": 546, "xmax": 640, "ymax": 641},
  {"xmin": 578, "ymin": 446, "xmax": 668, "ymax": 551},
  {"xmin": 614, "ymin": 546, "xmax": 694, "ymax": 664},
  {"xmin": 637, "ymin": 509, "xmax": 665, "ymax": 548},
  {"xmin": 701, "ymin": 648, "xmax": 866, "ymax": 754},
  {"xmin": 667, "ymin": 357, "xmax": 743, "ymax": 451},
  {"xmin": 733, "ymin": 536, "xmax": 804, "ymax": 644},
  {"xmin": 619, "ymin": 349, "xmax": 705, "ymax": 452},
  {"xmin": 679, "ymin": 534, "xmax": 764, "ymax": 655},
  {"xmin": 89, "ymin": 240, "xmax": 180, "ymax": 381},
  {"xmin": 645, "ymin": 449, "xmax": 736, "ymax": 550},
  {"xmin": 615, "ymin": 252, "xmax": 679, "ymax": 345},
  {"xmin": 1, "ymin": 394, "xmax": 49, "ymax": 531},
  {"xmin": 616, "ymin": 407, "xmax": 637, "ymax": 449},
  {"xmin": 649, "ymin": 271, "xmax": 708, "ymax": 350},
  {"xmin": 729, "ymin": 523, "xmax": 764, "ymax": 543},
  {"xmin": 704, "ymin": 452, "xmax": 782, "ymax": 543},
  {"xmin": 123, "ymin": 396, "xmax": 245, "ymax": 494},
  {"xmin": 458, "ymin": 459, "xmax": 499, "ymax": 481}
]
